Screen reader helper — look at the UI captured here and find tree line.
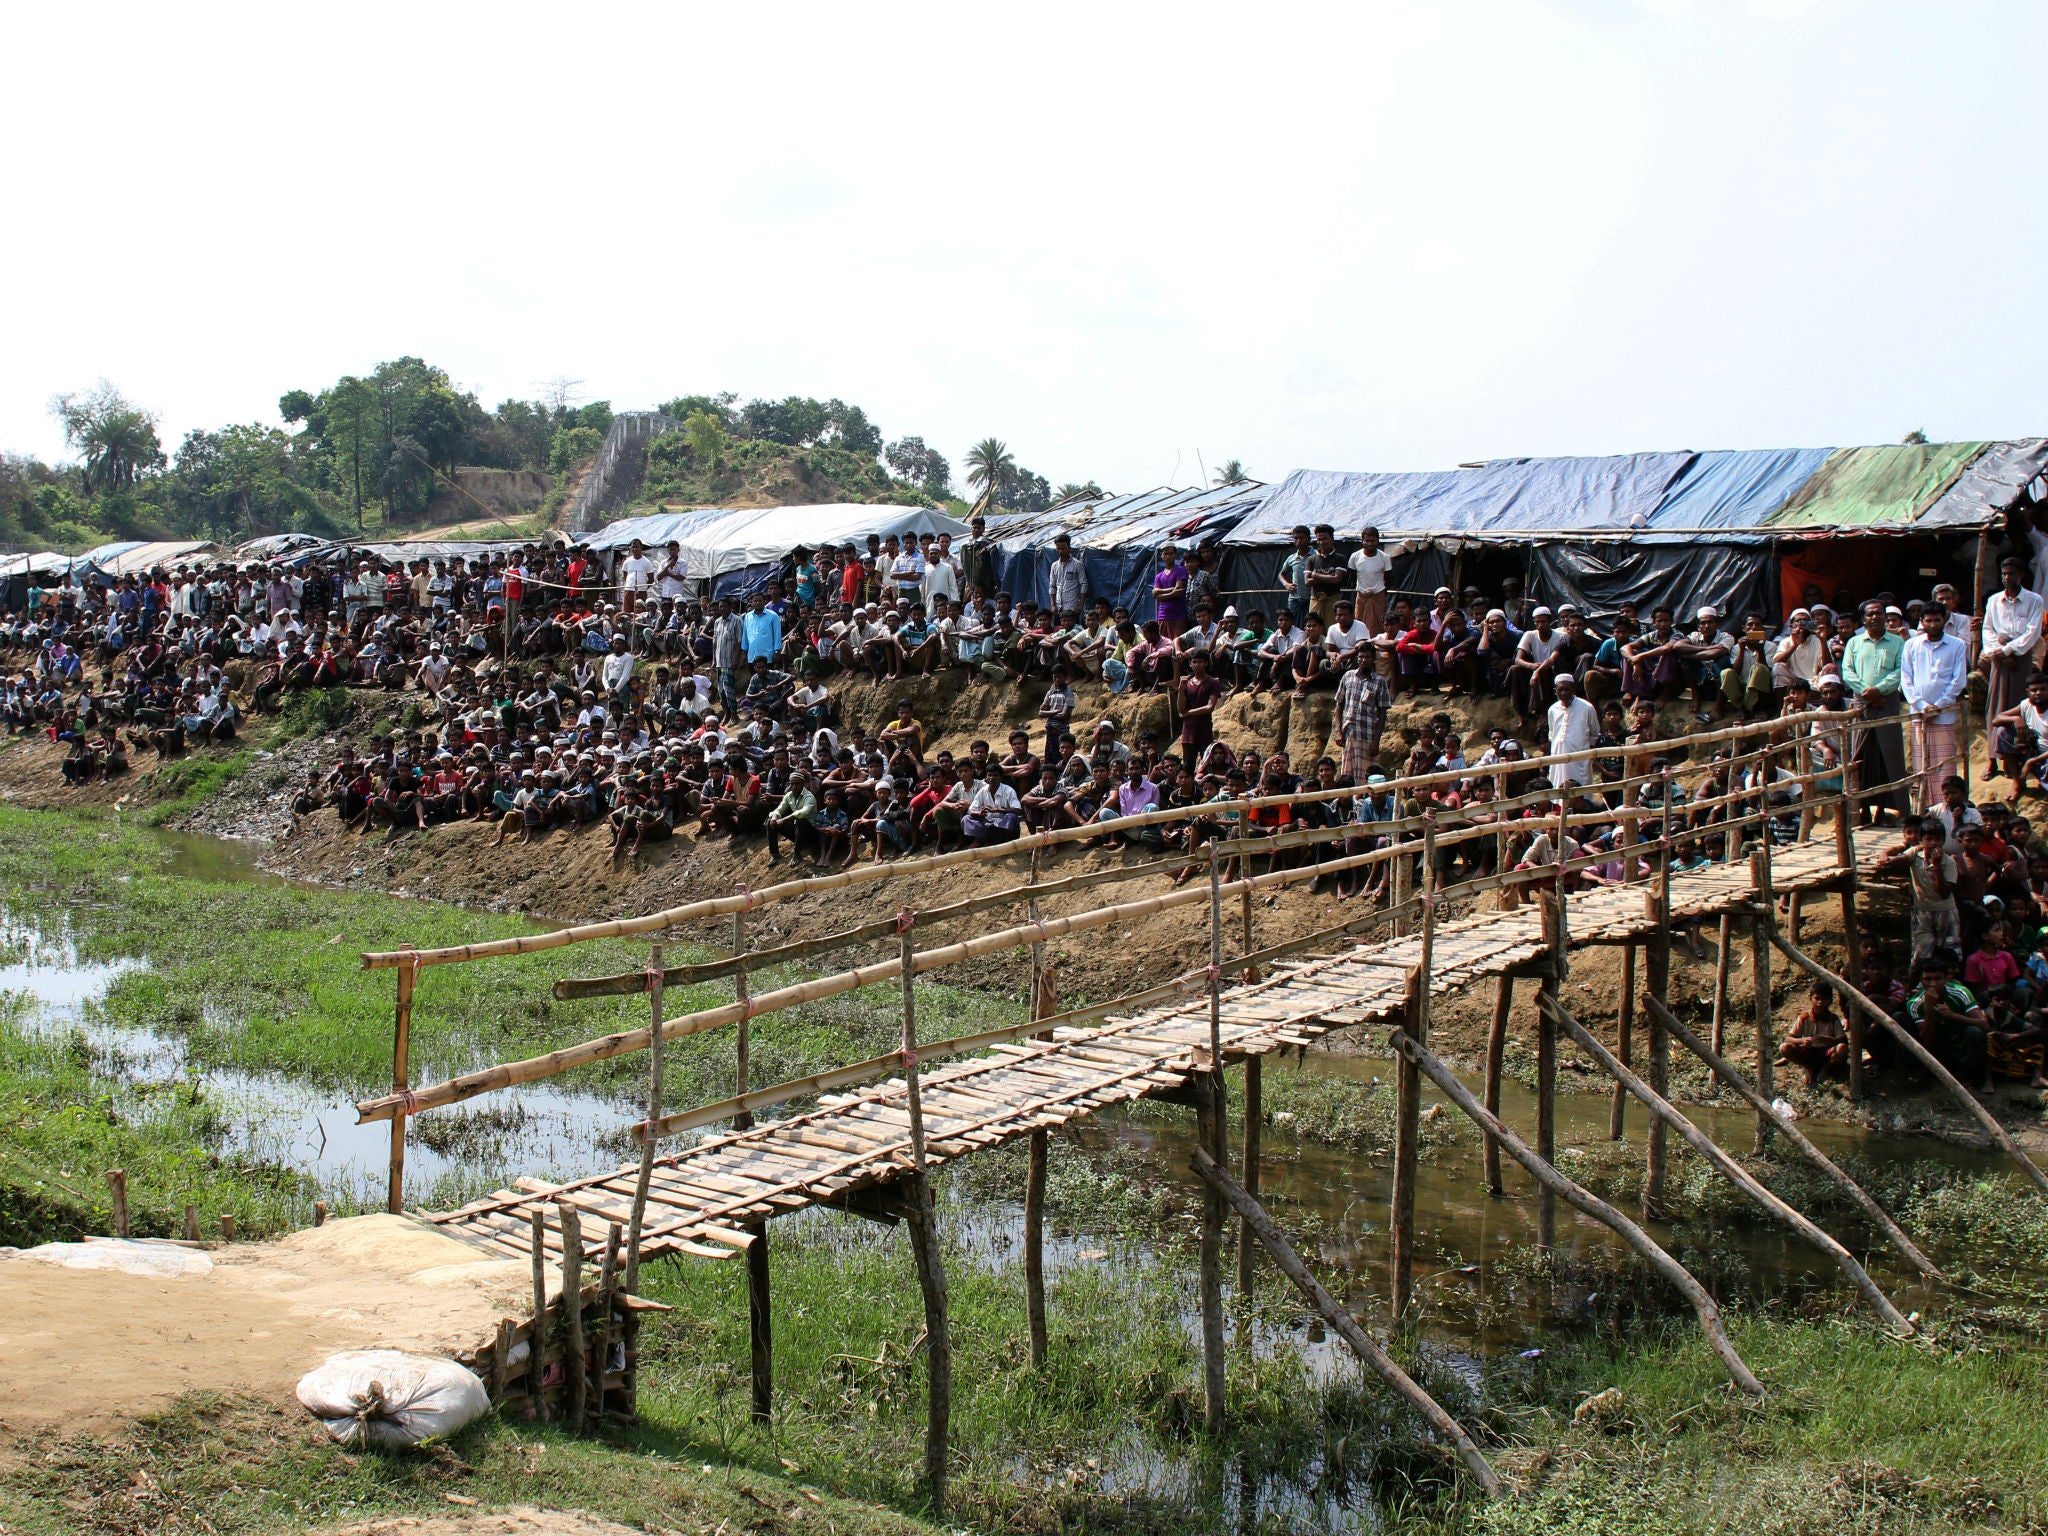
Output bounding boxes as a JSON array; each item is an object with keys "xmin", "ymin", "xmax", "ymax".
[{"xmin": 0, "ymin": 360, "xmax": 1117, "ymax": 553}]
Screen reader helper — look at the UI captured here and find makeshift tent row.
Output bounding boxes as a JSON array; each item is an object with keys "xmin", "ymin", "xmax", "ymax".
[
  {"xmin": 985, "ymin": 482, "xmax": 1268, "ymax": 618},
  {"xmin": 1222, "ymin": 440, "xmax": 2048, "ymax": 623},
  {"xmin": 585, "ymin": 503, "xmax": 970, "ymax": 598}
]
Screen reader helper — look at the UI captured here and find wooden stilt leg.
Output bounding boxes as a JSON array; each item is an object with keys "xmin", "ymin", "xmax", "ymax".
[
  {"xmin": 1751, "ymin": 850, "xmax": 1777, "ymax": 1155},
  {"xmin": 1536, "ymin": 962, "xmax": 1557, "ymax": 1252},
  {"xmin": 1024, "ymin": 1127, "xmax": 1048, "ymax": 1369},
  {"xmin": 387, "ymin": 956, "xmax": 416, "ymax": 1214},
  {"xmin": 1839, "ymin": 885, "xmax": 1866, "ymax": 1101},
  {"xmin": 1484, "ymin": 973, "xmax": 1512, "ymax": 1199},
  {"xmin": 1391, "ymin": 845, "xmax": 1437, "ymax": 1318},
  {"xmin": 1644, "ymin": 910, "xmax": 1672, "ymax": 1216},
  {"xmin": 905, "ymin": 1178, "xmax": 951, "ymax": 1513},
  {"xmin": 528, "ymin": 1207, "xmax": 550, "ymax": 1422},
  {"xmin": 747, "ymin": 1220, "xmax": 771, "ymax": 1422},
  {"xmin": 1199, "ymin": 846, "xmax": 1227, "ymax": 1431},
  {"xmin": 1710, "ymin": 915, "xmax": 1734, "ymax": 1057},
  {"xmin": 558, "ymin": 1202, "xmax": 586, "ymax": 1431},
  {"xmin": 1609, "ymin": 944, "xmax": 1635, "ymax": 1139},
  {"xmin": 1237, "ymin": 1055, "xmax": 1262, "ymax": 1293}
]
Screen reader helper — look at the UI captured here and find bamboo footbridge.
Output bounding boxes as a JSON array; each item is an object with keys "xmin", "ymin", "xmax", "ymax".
[{"xmin": 352, "ymin": 706, "xmax": 2040, "ymax": 1508}]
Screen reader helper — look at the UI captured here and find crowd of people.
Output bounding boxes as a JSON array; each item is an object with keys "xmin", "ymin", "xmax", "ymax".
[{"xmin": 8, "ymin": 508, "xmax": 2048, "ymax": 1098}]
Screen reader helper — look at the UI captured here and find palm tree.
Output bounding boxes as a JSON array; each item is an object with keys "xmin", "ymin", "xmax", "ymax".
[
  {"xmin": 1054, "ymin": 481, "xmax": 1105, "ymax": 504},
  {"xmin": 1213, "ymin": 458, "xmax": 1248, "ymax": 487},
  {"xmin": 52, "ymin": 382, "xmax": 164, "ymax": 495},
  {"xmin": 964, "ymin": 438, "xmax": 1015, "ymax": 508}
]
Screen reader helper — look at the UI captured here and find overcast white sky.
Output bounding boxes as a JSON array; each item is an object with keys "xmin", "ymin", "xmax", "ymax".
[{"xmin": 3, "ymin": 0, "xmax": 2043, "ymax": 494}]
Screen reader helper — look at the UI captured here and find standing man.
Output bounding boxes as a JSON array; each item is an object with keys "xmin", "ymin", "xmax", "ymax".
[
  {"xmin": 1307, "ymin": 523, "xmax": 1346, "ymax": 624},
  {"xmin": 1333, "ymin": 653, "xmax": 1391, "ymax": 782},
  {"xmin": 1843, "ymin": 599, "xmax": 1907, "ymax": 822},
  {"xmin": 1545, "ymin": 672, "xmax": 1599, "ymax": 795},
  {"xmin": 1047, "ymin": 533, "xmax": 1087, "ymax": 618},
  {"xmin": 960, "ymin": 514, "xmax": 996, "ymax": 598},
  {"xmin": 1152, "ymin": 543, "xmax": 1190, "ymax": 638},
  {"xmin": 1348, "ymin": 525, "xmax": 1391, "ymax": 637},
  {"xmin": 921, "ymin": 532, "xmax": 961, "ymax": 610},
  {"xmin": 1279, "ymin": 525, "xmax": 1314, "ymax": 626},
  {"xmin": 1979, "ymin": 555, "xmax": 2045, "ymax": 734},
  {"xmin": 619, "ymin": 539, "xmax": 655, "ymax": 616},
  {"xmin": 1901, "ymin": 602, "xmax": 1969, "ymax": 809}
]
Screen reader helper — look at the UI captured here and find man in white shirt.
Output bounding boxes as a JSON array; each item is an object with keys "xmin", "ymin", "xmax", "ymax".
[
  {"xmin": 1979, "ymin": 555, "xmax": 2045, "ymax": 722},
  {"xmin": 600, "ymin": 635, "xmax": 636, "ymax": 704},
  {"xmin": 1347, "ymin": 526, "xmax": 1392, "ymax": 636},
  {"xmin": 1325, "ymin": 598, "xmax": 1375, "ymax": 669},
  {"xmin": 658, "ymin": 541, "xmax": 690, "ymax": 601},
  {"xmin": 1047, "ymin": 533, "xmax": 1086, "ymax": 618},
  {"xmin": 1771, "ymin": 609, "xmax": 1826, "ymax": 691},
  {"xmin": 888, "ymin": 541, "xmax": 927, "ymax": 606},
  {"xmin": 921, "ymin": 533, "xmax": 961, "ymax": 608},
  {"xmin": 618, "ymin": 541, "xmax": 656, "ymax": 616},
  {"xmin": 1545, "ymin": 672, "xmax": 1599, "ymax": 790}
]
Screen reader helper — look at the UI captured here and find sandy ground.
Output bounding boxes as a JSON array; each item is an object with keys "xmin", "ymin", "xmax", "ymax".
[
  {"xmin": 0, "ymin": 1215, "xmax": 537, "ymax": 1442},
  {"xmin": 320, "ymin": 1512, "xmax": 639, "ymax": 1536}
]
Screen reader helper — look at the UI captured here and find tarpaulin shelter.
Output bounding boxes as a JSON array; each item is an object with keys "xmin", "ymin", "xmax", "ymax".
[
  {"xmin": 586, "ymin": 504, "xmax": 970, "ymax": 598},
  {"xmin": 1223, "ymin": 441, "xmax": 2048, "ymax": 624},
  {"xmin": 985, "ymin": 482, "xmax": 1267, "ymax": 618},
  {"xmin": 78, "ymin": 540, "xmax": 220, "ymax": 577}
]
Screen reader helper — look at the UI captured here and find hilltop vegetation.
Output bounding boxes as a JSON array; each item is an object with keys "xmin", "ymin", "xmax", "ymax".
[{"xmin": 1, "ymin": 367, "xmax": 1096, "ymax": 554}]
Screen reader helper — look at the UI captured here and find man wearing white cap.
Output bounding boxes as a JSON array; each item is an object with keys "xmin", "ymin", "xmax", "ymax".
[
  {"xmin": 1508, "ymin": 604, "xmax": 1566, "ymax": 725},
  {"xmin": 1545, "ymin": 671, "xmax": 1599, "ymax": 791},
  {"xmin": 1771, "ymin": 609, "xmax": 1826, "ymax": 693}
]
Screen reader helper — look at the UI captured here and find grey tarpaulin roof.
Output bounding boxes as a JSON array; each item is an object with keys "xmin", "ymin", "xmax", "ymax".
[
  {"xmin": 1916, "ymin": 439, "xmax": 2048, "ymax": 530},
  {"xmin": 986, "ymin": 481, "xmax": 1268, "ymax": 552}
]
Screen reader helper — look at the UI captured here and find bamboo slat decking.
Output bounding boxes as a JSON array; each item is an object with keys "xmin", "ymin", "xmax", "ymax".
[{"xmin": 424, "ymin": 825, "xmax": 1895, "ymax": 1263}]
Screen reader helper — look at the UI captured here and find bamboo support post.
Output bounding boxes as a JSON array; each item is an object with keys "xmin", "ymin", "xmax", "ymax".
[
  {"xmin": 732, "ymin": 910, "xmax": 752, "ymax": 1128},
  {"xmin": 1483, "ymin": 974, "xmax": 1512, "ymax": 1198},
  {"xmin": 105, "ymin": 1169, "xmax": 127, "ymax": 1238},
  {"xmin": 1190, "ymin": 1149, "xmax": 1502, "ymax": 1498},
  {"xmin": 1770, "ymin": 933, "xmax": 2048, "ymax": 1196},
  {"xmin": 595, "ymin": 1223, "xmax": 621, "ymax": 1414},
  {"xmin": 1644, "ymin": 862, "xmax": 1673, "ymax": 1214},
  {"xmin": 1024, "ymin": 1128, "xmax": 1048, "ymax": 1368},
  {"xmin": 1198, "ymin": 843, "xmax": 1227, "ymax": 1432},
  {"xmin": 1392, "ymin": 837, "xmax": 1437, "ymax": 1318},
  {"xmin": 312, "ymin": 1201, "xmax": 328, "ymax": 1228},
  {"xmin": 747, "ymin": 1221, "xmax": 772, "ymax": 1422},
  {"xmin": 1710, "ymin": 915, "xmax": 1734, "ymax": 1057},
  {"xmin": 1389, "ymin": 1027, "xmax": 1765, "ymax": 1397},
  {"xmin": 897, "ymin": 919, "xmax": 951, "ymax": 1511},
  {"xmin": 387, "ymin": 955, "xmax": 416, "ymax": 1214},
  {"xmin": 184, "ymin": 1204, "xmax": 200, "ymax": 1242},
  {"xmin": 527, "ymin": 1207, "xmax": 549, "ymax": 1420},
  {"xmin": 559, "ymin": 1201, "xmax": 587, "ymax": 1430},
  {"xmin": 1238, "ymin": 1054, "xmax": 1262, "ymax": 1294},
  {"xmin": 1642, "ymin": 992, "xmax": 1940, "ymax": 1278},
  {"xmin": 1836, "ymin": 747, "xmax": 1867, "ymax": 1100},
  {"xmin": 1390, "ymin": 824, "xmax": 1410, "ymax": 936},
  {"xmin": 1610, "ymin": 942, "xmax": 1635, "ymax": 1139},
  {"xmin": 219, "ymin": 1213, "xmax": 234, "ymax": 1242},
  {"xmin": 624, "ymin": 946, "xmax": 665, "ymax": 1296},
  {"xmin": 492, "ymin": 1318, "xmax": 512, "ymax": 1402},
  {"xmin": 1536, "ymin": 899, "xmax": 1558, "ymax": 1252},
  {"xmin": 1545, "ymin": 995, "xmax": 1911, "ymax": 1331},
  {"xmin": 1750, "ymin": 847, "xmax": 1777, "ymax": 1155}
]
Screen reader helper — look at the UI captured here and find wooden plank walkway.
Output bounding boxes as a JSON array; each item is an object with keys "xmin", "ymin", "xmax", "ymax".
[{"xmin": 426, "ymin": 825, "xmax": 1897, "ymax": 1263}]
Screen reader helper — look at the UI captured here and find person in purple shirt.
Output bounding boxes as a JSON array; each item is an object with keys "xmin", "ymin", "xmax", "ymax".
[
  {"xmin": 1096, "ymin": 758, "xmax": 1165, "ymax": 850},
  {"xmin": 1153, "ymin": 543, "xmax": 1189, "ymax": 639}
]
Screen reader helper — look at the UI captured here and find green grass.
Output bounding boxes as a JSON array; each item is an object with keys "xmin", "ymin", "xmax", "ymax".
[
  {"xmin": 0, "ymin": 804, "xmax": 1012, "ymax": 1238},
  {"xmin": 0, "ymin": 1392, "xmax": 945, "ymax": 1536}
]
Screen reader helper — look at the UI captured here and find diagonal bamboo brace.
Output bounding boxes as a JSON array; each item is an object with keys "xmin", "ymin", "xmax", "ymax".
[
  {"xmin": 1541, "ymin": 993, "xmax": 1912, "ymax": 1332},
  {"xmin": 1388, "ymin": 1027, "xmax": 1765, "ymax": 1397}
]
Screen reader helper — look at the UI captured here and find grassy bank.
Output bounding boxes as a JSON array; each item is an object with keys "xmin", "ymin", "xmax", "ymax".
[{"xmin": 0, "ymin": 804, "xmax": 1011, "ymax": 1239}]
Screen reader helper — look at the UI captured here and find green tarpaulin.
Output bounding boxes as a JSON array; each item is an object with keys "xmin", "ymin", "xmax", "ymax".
[{"xmin": 1768, "ymin": 442, "xmax": 1988, "ymax": 529}]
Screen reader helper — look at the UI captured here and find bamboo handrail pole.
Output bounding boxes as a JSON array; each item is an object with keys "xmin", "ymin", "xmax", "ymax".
[
  {"xmin": 528, "ymin": 1207, "xmax": 549, "ymax": 1421},
  {"xmin": 1641, "ymin": 992, "xmax": 1941, "ymax": 1280},
  {"xmin": 623, "ymin": 945, "xmax": 665, "ymax": 1295},
  {"xmin": 559, "ymin": 1201, "xmax": 587, "ymax": 1429},
  {"xmin": 1190, "ymin": 1148, "xmax": 1502, "ymax": 1497},
  {"xmin": 1389, "ymin": 1027, "xmax": 1766, "ymax": 1397},
  {"xmin": 387, "ymin": 956, "xmax": 416, "ymax": 1215},
  {"xmin": 1483, "ymin": 974, "xmax": 1513, "ymax": 1197},
  {"xmin": 900, "ymin": 923, "xmax": 926, "ymax": 1172},
  {"xmin": 1199, "ymin": 841, "xmax": 1227, "ymax": 1434},
  {"xmin": 733, "ymin": 910, "xmax": 752, "ymax": 1129},
  {"xmin": 362, "ymin": 709, "xmax": 1857, "ymax": 969},
  {"xmin": 358, "ymin": 842, "xmax": 1402, "ymax": 1124},
  {"xmin": 1543, "ymin": 994, "xmax": 1912, "ymax": 1332},
  {"xmin": 1767, "ymin": 933, "xmax": 2048, "ymax": 1196}
]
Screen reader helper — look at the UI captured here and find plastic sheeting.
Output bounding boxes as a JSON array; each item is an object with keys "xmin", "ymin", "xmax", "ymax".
[
  {"xmin": 585, "ymin": 504, "xmax": 969, "ymax": 582},
  {"xmin": 1768, "ymin": 442, "xmax": 1988, "ymax": 529},
  {"xmin": 81, "ymin": 540, "xmax": 221, "ymax": 576},
  {"xmin": 1915, "ymin": 439, "xmax": 2048, "ymax": 530},
  {"xmin": 1526, "ymin": 541, "xmax": 1775, "ymax": 626},
  {"xmin": 1643, "ymin": 447, "xmax": 1835, "ymax": 531},
  {"xmin": 1228, "ymin": 455, "xmax": 1697, "ymax": 543},
  {"xmin": 984, "ymin": 482, "xmax": 1265, "ymax": 619},
  {"xmin": 0, "ymin": 551, "xmax": 72, "ymax": 579}
]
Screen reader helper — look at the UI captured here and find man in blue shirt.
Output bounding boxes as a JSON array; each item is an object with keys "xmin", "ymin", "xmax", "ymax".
[
  {"xmin": 741, "ymin": 592, "xmax": 782, "ymax": 666},
  {"xmin": 1901, "ymin": 602, "xmax": 1968, "ymax": 810}
]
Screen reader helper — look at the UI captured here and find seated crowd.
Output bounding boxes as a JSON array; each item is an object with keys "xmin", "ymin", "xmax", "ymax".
[{"xmin": 7, "ymin": 512, "xmax": 2048, "ymax": 1101}]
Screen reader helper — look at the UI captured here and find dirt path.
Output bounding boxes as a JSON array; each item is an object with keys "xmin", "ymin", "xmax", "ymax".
[{"xmin": 0, "ymin": 1216, "xmax": 534, "ymax": 1443}]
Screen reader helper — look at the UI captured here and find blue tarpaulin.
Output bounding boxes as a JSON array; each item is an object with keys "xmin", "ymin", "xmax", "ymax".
[
  {"xmin": 1642, "ymin": 447, "xmax": 1835, "ymax": 532},
  {"xmin": 987, "ymin": 482, "xmax": 1266, "ymax": 618},
  {"xmin": 1227, "ymin": 454, "xmax": 1697, "ymax": 543}
]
